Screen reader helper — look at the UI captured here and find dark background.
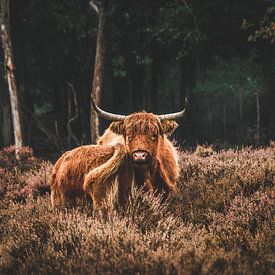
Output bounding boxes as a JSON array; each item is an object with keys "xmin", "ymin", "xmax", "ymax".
[{"xmin": 1, "ymin": 0, "xmax": 275, "ymax": 157}]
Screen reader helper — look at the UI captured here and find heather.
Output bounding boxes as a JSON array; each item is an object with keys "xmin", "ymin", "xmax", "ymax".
[{"xmin": 0, "ymin": 145, "xmax": 274, "ymax": 274}]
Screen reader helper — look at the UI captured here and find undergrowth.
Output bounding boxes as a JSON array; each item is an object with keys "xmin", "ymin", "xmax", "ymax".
[{"xmin": 0, "ymin": 144, "xmax": 274, "ymax": 274}]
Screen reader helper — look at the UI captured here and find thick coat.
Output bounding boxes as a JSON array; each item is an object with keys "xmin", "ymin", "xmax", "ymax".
[
  {"xmin": 95, "ymin": 112, "xmax": 180, "ymax": 203},
  {"xmin": 51, "ymin": 112, "xmax": 181, "ymax": 209},
  {"xmin": 50, "ymin": 143, "xmax": 125, "ymax": 208}
]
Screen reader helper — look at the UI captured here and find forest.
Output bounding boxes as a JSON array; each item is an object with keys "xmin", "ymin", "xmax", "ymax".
[
  {"xmin": 1, "ymin": 0, "xmax": 275, "ymax": 156},
  {"xmin": 0, "ymin": 1, "xmax": 274, "ymax": 274}
]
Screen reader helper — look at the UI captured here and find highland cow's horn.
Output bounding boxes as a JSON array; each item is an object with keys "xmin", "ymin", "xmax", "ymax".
[
  {"xmin": 91, "ymin": 94, "xmax": 126, "ymax": 121},
  {"xmin": 158, "ymin": 97, "xmax": 188, "ymax": 121}
]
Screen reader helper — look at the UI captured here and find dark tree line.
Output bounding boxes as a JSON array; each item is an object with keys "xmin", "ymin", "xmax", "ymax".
[{"xmin": 0, "ymin": 0, "xmax": 275, "ymax": 157}]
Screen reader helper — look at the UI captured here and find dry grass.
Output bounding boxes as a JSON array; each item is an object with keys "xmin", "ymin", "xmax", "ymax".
[{"xmin": 0, "ymin": 144, "xmax": 274, "ymax": 274}]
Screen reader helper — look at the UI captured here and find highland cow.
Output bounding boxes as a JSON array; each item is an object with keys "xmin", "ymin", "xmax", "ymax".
[
  {"xmin": 92, "ymin": 96, "xmax": 188, "ymax": 204},
  {"xmin": 51, "ymin": 97, "xmax": 187, "ymax": 209}
]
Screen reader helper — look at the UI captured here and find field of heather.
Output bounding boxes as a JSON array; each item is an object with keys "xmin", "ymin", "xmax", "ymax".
[{"xmin": 0, "ymin": 144, "xmax": 274, "ymax": 274}]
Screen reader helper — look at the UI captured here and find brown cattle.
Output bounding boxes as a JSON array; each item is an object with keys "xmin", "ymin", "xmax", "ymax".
[
  {"xmin": 91, "ymin": 96, "xmax": 188, "ymax": 204},
  {"xmin": 51, "ymin": 97, "xmax": 187, "ymax": 209},
  {"xmin": 50, "ymin": 143, "xmax": 126, "ymax": 208}
]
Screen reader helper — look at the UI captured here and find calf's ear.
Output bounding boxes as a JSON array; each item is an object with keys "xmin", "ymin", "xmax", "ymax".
[
  {"xmin": 109, "ymin": 121, "xmax": 124, "ymax": 135},
  {"xmin": 161, "ymin": 120, "xmax": 178, "ymax": 136}
]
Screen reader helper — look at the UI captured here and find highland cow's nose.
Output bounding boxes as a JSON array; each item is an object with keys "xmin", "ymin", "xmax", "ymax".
[{"xmin": 132, "ymin": 150, "xmax": 150, "ymax": 164}]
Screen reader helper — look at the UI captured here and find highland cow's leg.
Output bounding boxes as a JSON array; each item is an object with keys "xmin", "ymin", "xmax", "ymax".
[
  {"xmin": 50, "ymin": 188, "xmax": 65, "ymax": 208},
  {"xmin": 117, "ymin": 165, "xmax": 133, "ymax": 209},
  {"xmin": 50, "ymin": 190, "xmax": 56, "ymax": 207},
  {"xmin": 87, "ymin": 176, "xmax": 115, "ymax": 209},
  {"xmin": 159, "ymin": 171, "xmax": 176, "ymax": 193},
  {"xmin": 143, "ymin": 176, "xmax": 154, "ymax": 192},
  {"xmin": 154, "ymin": 170, "xmax": 174, "ymax": 203}
]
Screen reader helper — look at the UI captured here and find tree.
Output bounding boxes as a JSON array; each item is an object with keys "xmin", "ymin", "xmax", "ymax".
[
  {"xmin": 194, "ymin": 57, "xmax": 264, "ymax": 143},
  {"xmin": 1, "ymin": 0, "xmax": 273, "ymax": 155},
  {"xmin": 89, "ymin": 0, "xmax": 126, "ymax": 143},
  {"xmin": 0, "ymin": 72, "xmax": 12, "ymax": 147},
  {"xmin": 89, "ymin": 0, "xmax": 106, "ymax": 143},
  {"xmin": 0, "ymin": 0, "xmax": 23, "ymax": 157},
  {"xmin": 242, "ymin": 0, "xmax": 275, "ymax": 141}
]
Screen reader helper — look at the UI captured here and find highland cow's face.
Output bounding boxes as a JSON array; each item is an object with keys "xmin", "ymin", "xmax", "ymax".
[
  {"xmin": 110, "ymin": 113, "xmax": 178, "ymax": 166},
  {"xmin": 124, "ymin": 116, "xmax": 159, "ymax": 165}
]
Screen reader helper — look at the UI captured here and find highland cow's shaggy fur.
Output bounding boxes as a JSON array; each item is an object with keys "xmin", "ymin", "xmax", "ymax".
[
  {"xmin": 50, "ymin": 143, "xmax": 125, "ymax": 208},
  {"xmin": 97, "ymin": 112, "xmax": 180, "ymax": 202},
  {"xmin": 51, "ymin": 112, "xmax": 180, "ymax": 209}
]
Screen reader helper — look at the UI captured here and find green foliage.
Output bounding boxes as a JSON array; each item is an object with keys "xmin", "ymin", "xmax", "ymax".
[
  {"xmin": 193, "ymin": 56, "xmax": 264, "ymax": 142},
  {"xmin": 242, "ymin": 0, "xmax": 275, "ymax": 43},
  {"xmin": 195, "ymin": 56, "xmax": 263, "ymax": 98}
]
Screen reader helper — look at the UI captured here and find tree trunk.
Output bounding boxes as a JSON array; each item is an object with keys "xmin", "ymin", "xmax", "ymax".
[
  {"xmin": 239, "ymin": 85, "xmax": 244, "ymax": 139},
  {"xmin": 90, "ymin": 8, "xmax": 107, "ymax": 144},
  {"xmin": 222, "ymin": 102, "xmax": 227, "ymax": 141},
  {"xmin": 179, "ymin": 56, "xmax": 194, "ymax": 142},
  {"xmin": 150, "ymin": 42, "xmax": 159, "ymax": 113},
  {"xmin": 262, "ymin": 43, "xmax": 275, "ymax": 142},
  {"xmin": 255, "ymin": 91, "xmax": 260, "ymax": 146},
  {"xmin": 207, "ymin": 102, "xmax": 212, "ymax": 141},
  {"xmin": 267, "ymin": 49, "xmax": 275, "ymax": 141},
  {"xmin": 67, "ymin": 83, "xmax": 80, "ymax": 147},
  {"xmin": 267, "ymin": 80, "xmax": 275, "ymax": 141},
  {"xmin": 0, "ymin": 85, "xmax": 13, "ymax": 146},
  {"xmin": 1, "ymin": 0, "xmax": 23, "ymax": 157},
  {"xmin": 0, "ymin": 55, "xmax": 13, "ymax": 147},
  {"xmin": 126, "ymin": 52, "xmax": 144, "ymax": 112}
]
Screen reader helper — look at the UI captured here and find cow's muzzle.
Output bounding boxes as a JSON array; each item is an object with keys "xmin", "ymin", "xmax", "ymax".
[{"xmin": 132, "ymin": 150, "xmax": 151, "ymax": 165}]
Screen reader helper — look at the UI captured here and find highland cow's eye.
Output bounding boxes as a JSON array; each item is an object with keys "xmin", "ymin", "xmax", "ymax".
[
  {"xmin": 151, "ymin": 134, "xmax": 158, "ymax": 140},
  {"xmin": 127, "ymin": 136, "xmax": 133, "ymax": 141}
]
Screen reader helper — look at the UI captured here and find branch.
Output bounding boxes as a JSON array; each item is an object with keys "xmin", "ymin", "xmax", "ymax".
[
  {"xmin": 89, "ymin": 0, "xmax": 125, "ymax": 16},
  {"xmin": 182, "ymin": 0, "xmax": 198, "ymax": 31},
  {"xmin": 89, "ymin": 0, "xmax": 99, "ymax": 13},
  {"xmin": 22, "ymin": 105, "xmax": 59, "ymax": 148},
  {"xmin": 67, "ymin": 83, "xmax": 80, "ymax": 146}
]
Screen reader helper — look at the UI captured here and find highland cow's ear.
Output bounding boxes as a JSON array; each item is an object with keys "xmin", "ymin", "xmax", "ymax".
[
  {"xmin": 161, "ymin": 120, "xmax": 178, "ymax": 136},
  {"xmin": 109, "ymin": 121, "xmax": 125, "ymax": 135}
]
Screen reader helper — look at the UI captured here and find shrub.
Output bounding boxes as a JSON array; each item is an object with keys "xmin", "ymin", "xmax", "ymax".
[
  {"xmin": 175, "ymin": 145, "xmax": 274, "ymax": 224},
  {"xmin": 194, "ymin": 144, "xmax": 214, "ymax": 157},
  {"xmin": 0, "ymin": 145, "xmax": 43, "ymax": 172},
  {"xmin": 20, "ymin": 161, "xmax": 52, "ymax": 198},
  {"xmin": 0, "ymin": 144, "xmax": 274, "ymax": 274},
  {"xmin": 0, "ymin": 146, "xmax": 52, "ymax": 201}
]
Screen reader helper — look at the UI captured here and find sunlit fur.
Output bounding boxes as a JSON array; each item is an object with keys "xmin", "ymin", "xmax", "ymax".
[
  {"xmin": 50, "ymin": 143, "xmax": 125, "ymax": 208},
  {"xmin": 96, "ymin": 112, "xmax": 180, "ymax": 204},
  {"xmin": 96, "ymin": 128, "xmax": 123, "ymax": 146}
]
